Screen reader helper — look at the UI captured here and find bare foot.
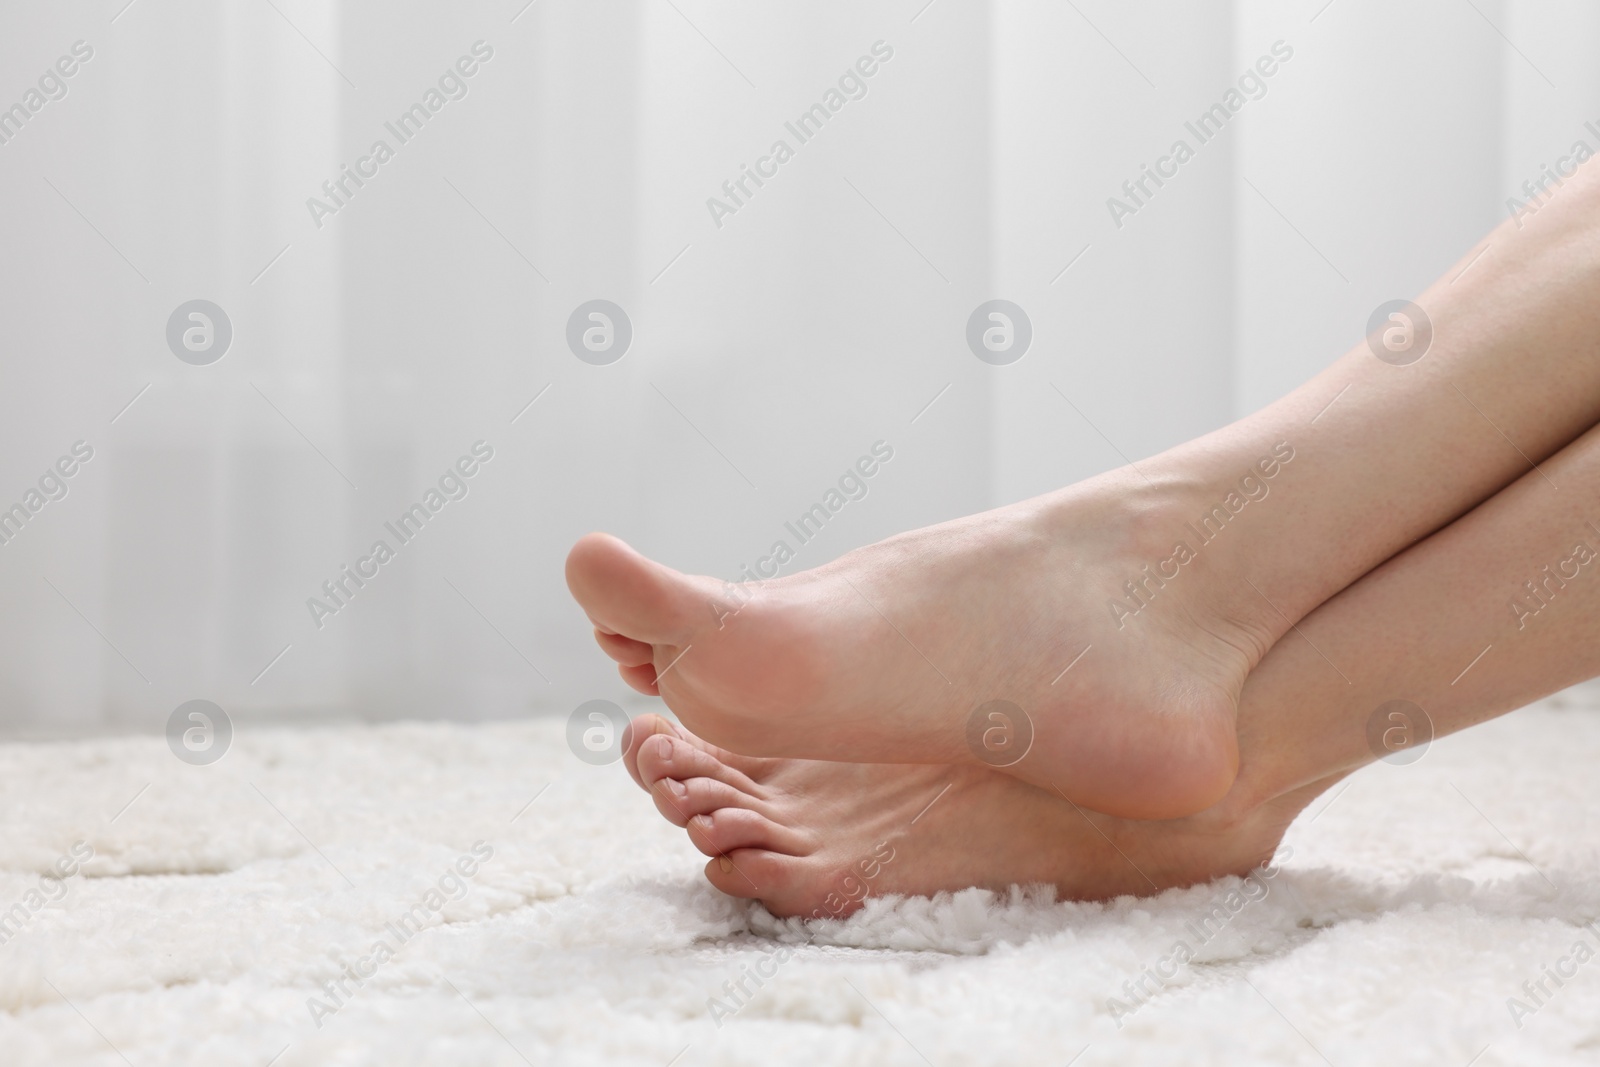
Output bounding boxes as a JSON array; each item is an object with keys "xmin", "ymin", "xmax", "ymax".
[
  {"xmin": 614, "ymin": 413, "xmax": 1600, "ymax": 918},
  {"xmin": 620, "ymin": 713, "xmax": 1308, "ymax": 920},
  {"xmin": 573, "ymin": 164, "xmax": 1600, "ymax": 818},
  {"xmin": 569, "ymin": 473, "xmax": 1282, "ymax": 819}
]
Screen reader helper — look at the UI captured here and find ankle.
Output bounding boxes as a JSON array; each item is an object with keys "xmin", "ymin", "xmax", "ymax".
[{"xmin": 1051, "ymin": 469, "xmax": 1288, "ymax": 657}]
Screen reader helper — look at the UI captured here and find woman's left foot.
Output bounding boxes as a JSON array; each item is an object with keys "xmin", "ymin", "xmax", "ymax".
[{"xmin": 621, "ymin": 713, "xmax": 1301, "ymax": 919}]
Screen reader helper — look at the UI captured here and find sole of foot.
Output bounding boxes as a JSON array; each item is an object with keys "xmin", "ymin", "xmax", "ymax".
[
  {"xmin": 621, "ymin": 713, "xmax": 1306, "ymax": 919},
  {"xmin": 569, "ymin": 478, "xmax": 1278, "ymax": 818}
]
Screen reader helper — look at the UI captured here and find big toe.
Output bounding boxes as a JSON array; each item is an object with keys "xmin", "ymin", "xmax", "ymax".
[
  {"xmin": 635, "ymin": 731, "xmax": 765, "ymax": 796},
  {"xmin": 565, "ymin": 532, "xmax": 704, "ymax": 646},
  {"xmin": 624, "ymin": 712, "xmax": 777, "ymax": 794},
  {"xmin": 622, "ymin": 712, "xmax": 680, "ymax": 790}
]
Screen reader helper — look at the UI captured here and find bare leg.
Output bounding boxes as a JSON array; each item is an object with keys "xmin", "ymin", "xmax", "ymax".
[
  {"xmin": 570, "ymin": 162, "xmax": 1600, "ymax": 819},
  {"xmin": 1232, "ymin": 419, "xmax": 1600, "ymax": 808},
  {"xmin": 1151, "ymin": 155, "xmax": 1600, "ymax": 627},
  {"xmin": 619, "ymin": 420, "xmax": 1600, "ymax": 917}
]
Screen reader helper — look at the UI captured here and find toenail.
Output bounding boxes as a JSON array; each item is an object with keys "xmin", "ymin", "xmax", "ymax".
[
  {"xmin": 664, "ymin": 778, "xmax": 687, "ymax": 800},
  {"xmin": 650, "ymin": 735, "xmax": 673, "ymax": 762},
  {"xmin": 718, "ymin": 857, "xmax": 733, "ymax": 873}
]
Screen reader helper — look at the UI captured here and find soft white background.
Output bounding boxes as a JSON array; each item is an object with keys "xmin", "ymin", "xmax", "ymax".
[{"xmin": 0, "ymin": 0, "xmax": 1596, "ymax": 733}]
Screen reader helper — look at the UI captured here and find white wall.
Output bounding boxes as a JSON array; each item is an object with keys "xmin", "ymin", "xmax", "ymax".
[
  {"xmin": 991, "ymin": 1, "xmax": 1237, "ymax": 507},
  {"xmin": 0, "ymin": 0, "xmax": 1594, "ymax": 734},
  {"xmin": 1233, "ymin": 0, "xmax": 1505, "ymax": 415}
]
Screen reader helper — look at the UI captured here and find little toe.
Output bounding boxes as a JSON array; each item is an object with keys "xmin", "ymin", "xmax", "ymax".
[
  {"xmin": 651, "ymin": 775, "xmax": 763, "ymax": 827},
  {"xmin": 704, "ymin": 848, "xmax": 797, "ymax": 902},
  {"xmin": 686, "ymin": 807, "xmax": 808, "ymax": 858},
  {"xmin": 636, "ymin": 733, "xmax": 764, "ymax": 796}
]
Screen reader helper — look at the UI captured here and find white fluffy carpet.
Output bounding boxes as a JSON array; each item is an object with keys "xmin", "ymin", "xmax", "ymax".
[{"xmin": 5, "ymin": 688, "xmax": 1600, "ymax": 1066}]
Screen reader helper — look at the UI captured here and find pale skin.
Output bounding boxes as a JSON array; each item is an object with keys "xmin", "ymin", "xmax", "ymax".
[
  {"xmin": 567, "ymin": 160, "xmax": 1600, "ymax": 915},
  {"xmin": 613, "ymin": 417, "xmax": 1600, "ymax": 918}
]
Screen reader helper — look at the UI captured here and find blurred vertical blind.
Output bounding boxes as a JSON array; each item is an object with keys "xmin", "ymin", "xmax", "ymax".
[{"xmin": 0, "ymin": 0, "xmax": 1595, "ymax": 732}]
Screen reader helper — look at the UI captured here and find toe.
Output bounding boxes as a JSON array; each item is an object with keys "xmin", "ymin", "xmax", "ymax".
[
  {"xmin": 595, "ymin": 629, "xmax": 655, "ymax": 667},
  {"xmin": 686, "ymin": 807, "xmax": 809, "ymax": 858},
  {"xmin": 651, "ymin": 775, "xmax": 763, "ymax": 827},
  {"xmin": 625, "ymin": 713, "xmax": 778, "ymax": 795},
  {"xmin": 565, "ymin": 532, "xmax": 704, "ymax": 646},
  {"xmin": 619, "ymin": 663, "xmax": 660, "ymax": 695},
  {"xmin": 636, "ymin": 733, "xmax": 764, "ymax": 796},
  {"xmin": 623, "ymin": 713, "xmax": 680, "ymax": 789},
  {"xmin": 703, "ymin": 848, "xmax": 797, "ymax": 902}
]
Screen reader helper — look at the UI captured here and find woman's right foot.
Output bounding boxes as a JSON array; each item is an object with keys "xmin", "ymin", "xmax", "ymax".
[
  {"xmin": 621, "ymin": 713, "xmax": 1307, "ymax": 920},
  {"xmin": 570, "ymin": 462, "xmax": 1294, "ymax": 820}
]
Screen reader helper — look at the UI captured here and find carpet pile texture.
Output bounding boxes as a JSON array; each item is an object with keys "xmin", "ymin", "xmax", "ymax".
[{"xmin": 3, "ymin": 688, "xmax": 1600, "ymax": 1065}]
